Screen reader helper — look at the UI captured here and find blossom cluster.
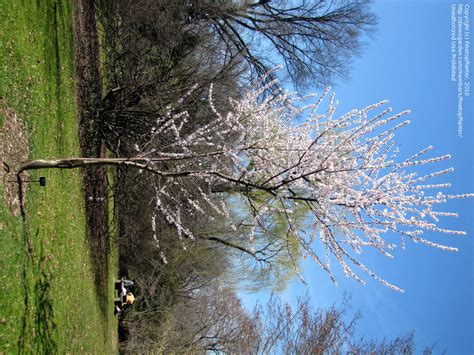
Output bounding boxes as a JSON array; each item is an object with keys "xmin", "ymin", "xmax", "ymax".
[{"xmin": 138, "ymin": 77, "xmax": 472, "ymax": 291}]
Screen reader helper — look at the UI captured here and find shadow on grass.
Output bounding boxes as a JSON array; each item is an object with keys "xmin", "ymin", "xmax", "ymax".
[
  {"xmin": 74, "ymin": 0, "xmax": 112, "ymax": 320},
  {"xmin": 83, "ymin": 167, "xmax": 111, "ymax": 319},
  {"xmin": 32, "ymin": 246, "xmax": 58, "ymax": 353},
  {"xmin": 17, "ymin": 240, "xmax": 57, "ymax": 354}
]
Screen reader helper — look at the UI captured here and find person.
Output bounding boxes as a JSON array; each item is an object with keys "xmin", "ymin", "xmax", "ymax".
[
  {"xmin": 121, "ymin": 279, "xmax": 134, "ymax": 288},
  {"xmin": 114, "ymin": 279, "xmax": 136, "ymax": 315}
]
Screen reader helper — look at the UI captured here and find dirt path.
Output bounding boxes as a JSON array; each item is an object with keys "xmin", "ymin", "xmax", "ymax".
[
  {"xmin": 0, "ymin": 102, "xmax": 29, "ymax": 216},
  {"xmin": 74, "ymin": 0, "xmax": 111, "ymax": 318},
  {"xmin": 74, "ymin": 0, "xmax": 102, "ymax": 156}
]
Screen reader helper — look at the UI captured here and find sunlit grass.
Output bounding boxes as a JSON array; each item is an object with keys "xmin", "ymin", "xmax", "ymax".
[{"xmin": 0, "ymin": 1, "xmax": 117, "ymax": 353}]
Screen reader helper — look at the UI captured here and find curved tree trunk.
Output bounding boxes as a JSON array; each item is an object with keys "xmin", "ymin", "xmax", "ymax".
[{"xmin": 17, "ymin": 157, "xmax": 152, "ymax": 174}]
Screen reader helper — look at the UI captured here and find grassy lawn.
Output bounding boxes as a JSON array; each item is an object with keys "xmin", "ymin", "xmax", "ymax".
[{"xmin": 0, "ymin": 1, "xmax": 117, "ymax": 353}]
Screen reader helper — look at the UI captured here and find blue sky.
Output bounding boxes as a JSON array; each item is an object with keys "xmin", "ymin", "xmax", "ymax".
[{"xmin": 242, "ymin": 0, "xmax": 473, "ymax": 353}]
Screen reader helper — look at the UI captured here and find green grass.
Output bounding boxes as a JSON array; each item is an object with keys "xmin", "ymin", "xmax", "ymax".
[{"xmin": 0, "ymin": 1, "xmax": 117, "ymax": 353}]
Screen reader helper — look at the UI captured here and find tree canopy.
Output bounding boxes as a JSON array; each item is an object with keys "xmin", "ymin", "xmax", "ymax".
[{"xmin": 187, "ymin": 0, "xmax": 377, "ymax": 89}]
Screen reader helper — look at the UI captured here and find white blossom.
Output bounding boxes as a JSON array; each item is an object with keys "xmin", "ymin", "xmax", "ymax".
[{"xmin": 140, "ymin": 75, "xmax": 472, "ymax": 291}]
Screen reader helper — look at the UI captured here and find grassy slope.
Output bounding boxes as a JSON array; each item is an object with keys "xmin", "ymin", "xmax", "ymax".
[{"xmin": 0, "ymin": 1, "xmax": 116, "ymax": 353}]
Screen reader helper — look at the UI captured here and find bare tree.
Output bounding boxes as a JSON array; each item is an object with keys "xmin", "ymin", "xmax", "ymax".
[
  {"xmin": 156, "ymin": 287, "xmax": 258, "ymax": 353},
  {"xmin": 250, "ymin": 294, "xmax": 432, "ymax": 354},
  {"xmin": 141, "ymin": 289, "xmax": 430, "ymax": 354},
  {"xmin": 96, "ymin": 0, "xmax": 247, "ymax": 154},
  {"xmin": 14, "ymin": 78, "xmax": 472, "ymax": 291},
  {"xmin": 186, "ymin": 0, "xmax": 377, "ymax": 89},
  {"xmin": 100, "ymin": 0, "xmax": 376, "ymax": 90},
  {"xmin": 251, "ymin": 294, "xmax": 357, "ymax": 353}
]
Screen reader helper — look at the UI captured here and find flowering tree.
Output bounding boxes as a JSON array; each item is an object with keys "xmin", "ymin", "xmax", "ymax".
[{"xmin": 16, "ymin": 78, "xmax": 472, "ymax": 291}]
